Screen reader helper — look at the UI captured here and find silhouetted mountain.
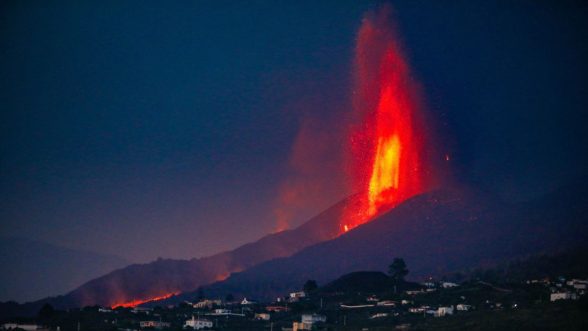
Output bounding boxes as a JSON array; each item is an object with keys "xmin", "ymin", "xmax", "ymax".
[
  {"xmin": 10, "ymin": 194, "xmax": 361, "ymax": 313},
  {"xmin": 188, "ymin": 183, "xmax": 587, "ymax": 301},
  {"xmin": 0, "ymin": 238, "xmax": 128, "ymax": 302}
]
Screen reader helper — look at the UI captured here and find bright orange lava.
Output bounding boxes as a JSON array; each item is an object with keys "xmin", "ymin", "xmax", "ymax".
[
  {"xmin": 111, "ymin": 292, "xmax": 177, "ymax": 309},
  {"xmin": 343, "ymin": 5, "xmax": 429, "ymax": 232}
]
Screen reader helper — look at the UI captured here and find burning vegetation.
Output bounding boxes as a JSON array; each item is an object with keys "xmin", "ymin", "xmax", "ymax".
[{"xmin": 110, "ymin": 292, "xmax": 177, "ymax": 309}]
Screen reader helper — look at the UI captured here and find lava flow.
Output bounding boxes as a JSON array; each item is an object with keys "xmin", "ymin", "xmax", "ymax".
[
  {"xmin": 343, "ymin": 5, "xmax": 430, "ymax": 232},
  {"xmin": 111, "ymin": 292, "xmax": 177, "ymax": 309}
]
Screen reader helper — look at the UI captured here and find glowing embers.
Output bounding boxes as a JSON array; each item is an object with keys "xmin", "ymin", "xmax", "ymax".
[{"xmin": 111, "ymin": 292, "xmax": 177, "ymax": 308}]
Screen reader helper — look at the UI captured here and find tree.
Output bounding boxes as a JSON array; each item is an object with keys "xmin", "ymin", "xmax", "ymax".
[
  {"xmin": 38, "ymin": 303, "xmax": 55, "ymax": 322},
  {"xmin": 388, "ymin": 258, "xmax": 409, "ymax": 282},
  {"xmin": 197, "ymin": 288, "xmax": 205, "ymax": 300},
  {"xmin": 303, "ymin": 280, "xmax": 318, "ymax": 293}
]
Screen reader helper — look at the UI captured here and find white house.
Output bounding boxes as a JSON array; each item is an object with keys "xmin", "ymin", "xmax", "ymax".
[
  {"xmin": 436, "ymin": 306, "xmax": 454, "ymax": 317},
  {"xmin": 140, "ymin": 321, "xmax": 170, "ymax": 329},
  {"xmin": 456, "ymin": 304, "xmax": 473, "ymax": 311},
  {"xmin": 2, "ymin": 324, "xmax": 46, "ymax": 331},
  {"xmin": 441, "ymin": 282, "xmax": 459, "ymax": 288},
  {"xmin": 550, "ymin": 292, "xmax": 578, "ymax": 302},
  {"xmin": 184, "ymin": 316, "xmax": 213, "ymax": 330},
  {"xmin": 193, "ymin": 299, "xmax": 222, "ymax": 309},
  {"xmin": 212, "ymin": 308, "xmax": 231, "ymax": 315},
  {"xmin": 241, "ymin": 297, "xmax": 255, "ymax": 305},
  {"xmin": 301, "ymin": 314, "xmax": 326, "ymax": 324},
  {"xmin": 290, "ymin": 291, "xmax": 306, "ymax": 298}
]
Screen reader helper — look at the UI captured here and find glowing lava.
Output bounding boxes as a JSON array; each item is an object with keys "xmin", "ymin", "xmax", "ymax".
[
  {"xmin": 343, "ymin": 5, "xmax": 429, "ymax": 232},
  {"xmin": 111, "ymin": 292, "xmax": 177, "ymax": 309}
]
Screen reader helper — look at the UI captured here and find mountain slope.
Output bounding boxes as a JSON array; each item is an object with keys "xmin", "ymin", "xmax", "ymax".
[
  {"xmin": 29, "ymin": 194, "xmax": 362, "ymax": 309},
  {"xmin": 0, "ymin": 238, "xmax": 128, "ymax": 303},
  {"xmin": 192, "ymin": 184, "xmax": 588, "ymax": 301}
]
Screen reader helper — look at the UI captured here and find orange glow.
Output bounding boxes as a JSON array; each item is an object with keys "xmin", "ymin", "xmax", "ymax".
[
  {"xmin": 111, "ymin": 292, "xmax": 177, "ymax": 309},
  {"xmin": 343, "ymin": 224, "xmax": 349, "ymax": 232},
  {"xmin": 368, "ymin": 133, "xmax": 401, "ymax": 215},
  {"xmin": 343, "ymin": 5, "xmax": 430, "ymax": 232}
]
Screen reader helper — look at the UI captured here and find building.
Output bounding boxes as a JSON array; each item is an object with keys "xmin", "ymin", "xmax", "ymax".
[
  {"xmin": 436, "ymin": 306, "xmax": 454, "ymax": 317},
  {"xmin": 456, "ymin": 304, "xmax": 473, "ymax": 311},
  {"xmin": 292, "ymin": 321, "xmax": 312, "ymax": 331},
  {"xmin": 241, "ymin": 297, "xmax": 255, "ymax": 305},
  {"xmin": 409, "ymin": 307, "xmax": 427, "ymax": 313},
  {"xmin": 184, "ymin": 316, "xmax": 213, "ymax": 330},
  {"xmin": 550, "ymin": 292, "xmax": 578, "ymax": 302},
  {"xmin": 212, "ymin": 308, "xmax": 231, "ymax": 315},
  {"xmin": 254, "ymin": 313, "xmax": 270, "ymax": 321},
  {"xmin": 377, "ymin": 300, "xmax": 396, "ymax": 306},
  {"xmin": 139, "ymin": 321, "xmax": 170, "ymax": 329},
  {"xmin": 567, "ymin": 279, "xmax": 588, "ymax": 290},
  {"xmin": 2, "ymin": 324, "xmax": 47, "ymax": 331},
  {"xmin": 265, "ymin": 305, "xmax": 290, "ymax": 312},
  {"xmin": 301, "ymin": 314, "xmax": 326, "ymax": 324},
  {"xmin": 289, "ymin": 291, "xmax": 306, "ymax": 302},
  {"xmin": 441, "ymin": 282, "xmax": 459, "ymax": 288},
  {"xmin": 370, "ymin": 313, "xmax": 388, "ymax": 319},
  {"xmin": 193, "ymin": 299, "xmax": 222, "ymax": 309},
  {"xmin": 289, "ymin": 291, "xmax": 306, "ymax": 299}
]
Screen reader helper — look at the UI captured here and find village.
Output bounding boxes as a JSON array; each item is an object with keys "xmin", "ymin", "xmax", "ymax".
[{"xmin": 3, "ymin": 267, "xmax": 587, "ymax": 331}]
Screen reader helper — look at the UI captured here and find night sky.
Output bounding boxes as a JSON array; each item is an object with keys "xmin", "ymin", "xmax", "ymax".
[{"xmin": 1, "ymin": 0, "xmax": 587, "ymax": 263}]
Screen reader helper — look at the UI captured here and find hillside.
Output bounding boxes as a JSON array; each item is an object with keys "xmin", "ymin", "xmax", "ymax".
[
  {"xmin": 189, "ymin": 183, "xmax": 588, "ymax": 301},
  {"xmin": 3, "ymin": 194, "xmax": 365, "ymax": 315}
]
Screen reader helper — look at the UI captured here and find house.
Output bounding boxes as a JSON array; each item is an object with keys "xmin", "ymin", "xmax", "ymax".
[
  {"xmin": 301, "ymin": 314, "xmax": 326, "ymax": 324},
  {"xmin": 139, "ymin": 321, "xmax": 170, "ymax": 329},
  {"xmin": 241, "ymin": 297, "xmax": 255, "ymax": 305},
  {"xmin": 184, "ymin": 316, "xmax": 213, "ymax": 330},
  {"xmin": 292, "ymin": 315, "xmax": 326, "ymax": 331},
  {"xmin": 212, "ymin": 308, "xmax": 231, "ymax": 315},
  {"xmin": 376, "ymin": 300, "xmax": 396, "ymax": 306},
  {"xmin": 567, "ymin": 279, "xmax": 588, "ymax": 290},
  {"xmin": 456, "ymin": 304, "xmax": 473, "ymax": 311},
  {"xmin": 290, "ymin": 291, "xmax": 306, "ymax": 298},
  {"xmin": 550, "ymin": 292, "xmax": 578, "ymax": 302},
  {"xmin": 289, "ymin": 291, "xmax": 306, "ymax": 302},
  {"xmin": 254, "ymin": 313, "xmax": 271, "ymax": 321},
  {"xmin": 2, "ymin": 324, "xmax": 47, "ymax": 331},
  {"xmin": 406, "ymin": 289, "xmax": 425, "ymax": 295},
  {"xmin": 193, "ymin": 299, "xmax": 222, "ymax": 309},
  {"xmin": 441, "ymin": 282, "xmax": 459, "ymax": 288},
  {"xmin": 370, "ymin": 313, "xmax": 389, "ymax": 319},
  {"xmin": 409, "ymin": 307, "xmax": 427, "ymax": 313},
  {"xmin": 436, "ymin": 306, "xmax": 454, "ymax": 317},
  {"xmin": 292, "ymin": 321, "xmax": 312, "ymax": 331}
]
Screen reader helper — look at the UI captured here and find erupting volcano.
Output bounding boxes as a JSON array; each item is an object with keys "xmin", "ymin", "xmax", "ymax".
[{"xmin": 343, "ymin": 5, "xmax": 430, "ymax": 231}]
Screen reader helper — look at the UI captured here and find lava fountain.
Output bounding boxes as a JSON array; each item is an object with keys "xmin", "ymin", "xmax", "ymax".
[{"xmin": 343, "ymin": 5, "xmax": 431, "ymax": 232}]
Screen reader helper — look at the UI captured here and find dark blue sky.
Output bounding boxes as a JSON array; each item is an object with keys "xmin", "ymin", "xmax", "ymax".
[{"xmin": 1, "ymin": 0, "xmax": 587, "ymax": 262}]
